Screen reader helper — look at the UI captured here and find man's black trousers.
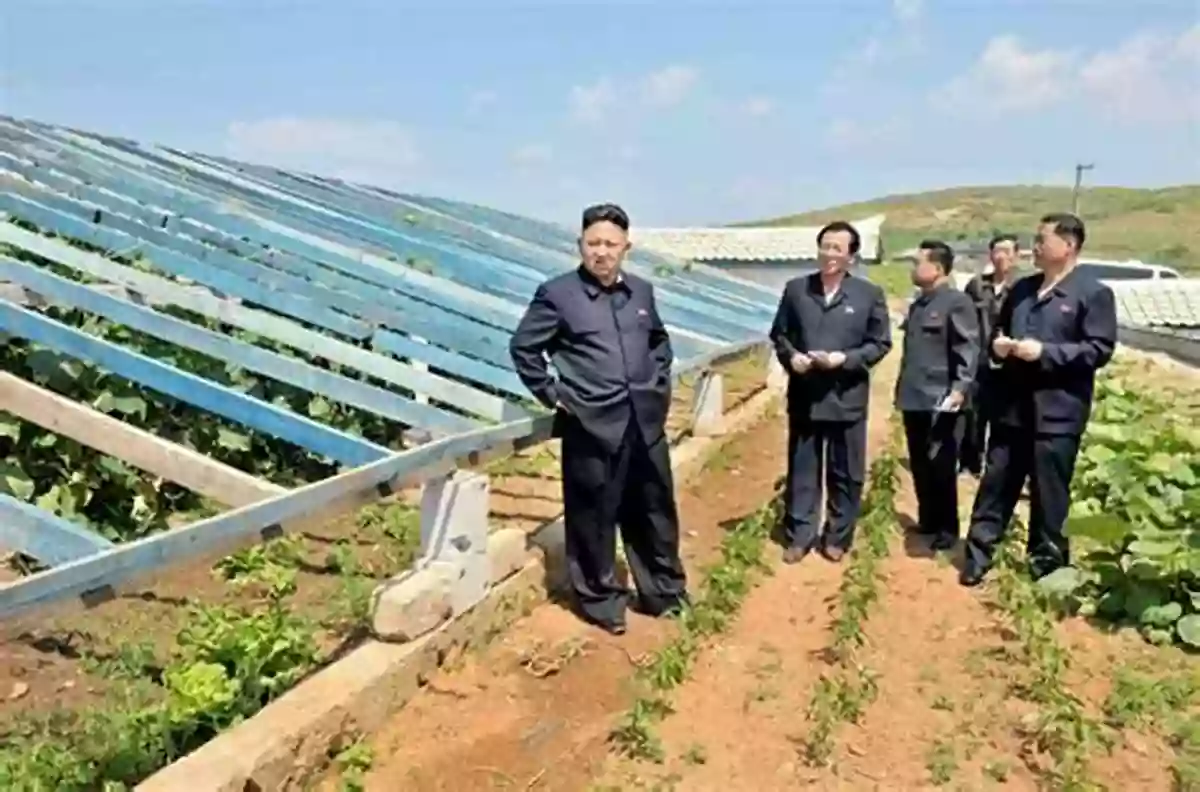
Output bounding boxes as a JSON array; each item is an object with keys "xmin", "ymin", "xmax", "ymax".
[
  {"xmin": 964, "ymin": 424, "xmax": 1081, "ymax": 578},
  {"xmin": 560, "ymin": 416, "xmax": 688, "ymax": 627},
  {"xmin": 903, "ymin": 410, "xmax": 963, "ymax": 542},
  {"xmin": 959, "ymin": 405, "xmax": 988, "ymax": 475},
  {"xmin": 960, "ymin": 371, "xmax": 994, "ymax": 475},
  {"xmin": 783, "ymin": 417, "xmax": 867, "ymax": 552}
]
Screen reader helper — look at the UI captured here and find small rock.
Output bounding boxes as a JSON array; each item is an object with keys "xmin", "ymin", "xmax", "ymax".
[
  {"xmin": 8, "ymin": 682, "xmax": 29, "ymax": 700},
  {"xmin": 58, "ymin": 680, "xmax": 76, "ymax": 692}
]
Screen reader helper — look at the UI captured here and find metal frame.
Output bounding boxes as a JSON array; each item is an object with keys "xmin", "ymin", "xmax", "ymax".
[{"xmin": 0, "ymin": 114, "xmax": 779, "ymax": 621}]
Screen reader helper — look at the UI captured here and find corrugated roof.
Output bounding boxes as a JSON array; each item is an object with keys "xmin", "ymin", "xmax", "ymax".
[
  {"xmin": 1111, "ymin": 280, "xmax": 1200, "ymax": 329},
  {"xmin": 633, "ymin": 214, "xmax": 886, "ymax": 262}
]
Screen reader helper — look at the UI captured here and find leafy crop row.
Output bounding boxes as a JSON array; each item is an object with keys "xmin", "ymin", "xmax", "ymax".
[
  {"xmin": 608, "ymin": 473, "xmax": 781, "ymax": 763},
  {"xmin": 1036, "ymin": 372, "xmax": 1200, "ymax": 648},
  {"xmin": 0, "ymin": 220, "xmax": 438, "ymax": 546},
  {"xmin": 0, "ymin": 500, "xmax": 421, "ymax": 791},
  {"xmin": 799, "ymin": 422, "xmax": 901, "ymax": 767},
  {"xmin": 991, "ymin": 522, "xmax": 1109, "ymax": 791}
]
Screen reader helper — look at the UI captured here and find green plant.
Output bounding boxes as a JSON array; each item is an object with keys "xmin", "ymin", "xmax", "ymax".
[
  {"xmin": 1034, "ymin": 375, "xmax": 1200, "ymax": 647},
  {"xmin": 992, "ymin": 522, "xmax": 1109, "ymax": 791},
  {"xmin": 607, "ymin": 489, "xmax": 779, "ymax": 762},
  {"xmin": 798, "ymin": 422, "xmax": 901, "ymax": 768},
  {"xmin": 0, "ymin": 565, "xmax": 318, "ymax": 790}
]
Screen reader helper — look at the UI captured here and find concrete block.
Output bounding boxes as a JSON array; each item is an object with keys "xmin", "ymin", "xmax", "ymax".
[
  {"xmin": 487, "ymin": 528, "xmax": 532, "ymax": 585},
  {"xmin": 417, "ymin": 470, "xmax": 490, "ymax": 614},
  {"xmin": 371, "ymin": 566, "xmax": 453, "ymax": 642},
  {"xmin": 692, "ymin": 371, "xmax": 725, "ymax": 437}
]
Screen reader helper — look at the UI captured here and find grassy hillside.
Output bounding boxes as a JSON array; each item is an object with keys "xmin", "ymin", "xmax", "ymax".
[{"xmin": 745, "ymin": 185, "xmax": 1200, "ymax": 271}]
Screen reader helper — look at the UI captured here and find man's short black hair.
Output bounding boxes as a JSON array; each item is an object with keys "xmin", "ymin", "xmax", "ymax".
[
  {"xmin": 989, "ymin": 233, "xmax": 1019, "ymax": 251},
  {"xmin": 918, "ymin": 239, "xmax": 955, "ymax": 274},
  {"xmin": 582, "ymin": 203, "xmax": 630, "ymax": 232},
  {"xmin": 816, "ymin": 220, "xmax": 861, "ymax": 255},
  {"xmin": 1040, "ymin": 212, "xmax": 1086, "ymax": 251}
]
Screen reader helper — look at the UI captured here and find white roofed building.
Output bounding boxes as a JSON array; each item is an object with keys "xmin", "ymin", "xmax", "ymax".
[{"xmin": 632, "ymin": 214, "xmax": 886, "ymax": 290}]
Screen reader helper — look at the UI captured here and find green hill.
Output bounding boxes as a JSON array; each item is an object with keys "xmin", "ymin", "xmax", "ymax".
[{"xmin": 744, "ymin": 185, "xmax": 1200, "ymax": 272}]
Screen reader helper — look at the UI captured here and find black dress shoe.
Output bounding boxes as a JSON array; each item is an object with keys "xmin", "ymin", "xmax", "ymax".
[
  {"xmin": 930, "ymin": 534, "xmax": 958, "ymax": 552},
  {"xmin": 959, "ymin": 567, "xmax": 985, "ymax": 587},
  {"xmin": 782, "ymin": 546, "xmax": 809, "ymax": 565},
  {"xmin": 821, "ymin": 546, "xmax": 847, "ymax": 563}
]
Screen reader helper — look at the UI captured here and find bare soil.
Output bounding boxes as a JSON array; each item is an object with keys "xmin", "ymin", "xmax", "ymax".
[{"xmin": 0, "ymin": 354, "xmax": 764, "ymax": 769}]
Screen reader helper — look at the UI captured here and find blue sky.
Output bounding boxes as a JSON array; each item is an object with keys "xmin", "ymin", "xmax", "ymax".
[{"xmin": 1, "ymin": 0, "xmax": 1197, "ymax": 226}]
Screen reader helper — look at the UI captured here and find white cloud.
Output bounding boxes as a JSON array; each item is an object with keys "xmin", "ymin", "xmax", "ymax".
[
  {"xmin": 639, "ymin": 65, "xmax": 699, "ymax": 108},
  {"xmin": 1079, "ymin": 26, "xmax": 1199, "ymax": 124},
  {"xmin": 931, "ymin": 35, "xmax": 1075, "ymax": 114},
  {"xmin": 934, "ymin": 26, "xmax": 1200, "ymax": 124},
  {"xmin": 509, "ymin": 143, "xmax": 552, "ymax": 166},
  {"xmin": 568, "ymin": 65, "xmax": 699, "ymax": 123},
  {"xmin": 224, "ymin": 117, "xmax": 421, "ymax": 184},
  {"xmin": 740, "ymin": 96, "xmax": 776, "ymax": 118},
  {"xmin": 568, "ymin": 78, "xmax": 616, "ymax": 122},
  {"xmin": 824, "ymin": 117, "xmax": 910, "ymax": 153}
]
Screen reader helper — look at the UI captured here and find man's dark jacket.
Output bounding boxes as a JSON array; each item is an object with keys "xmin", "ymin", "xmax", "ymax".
[
  {"xmin": 769, "ymin": 273, "xmax": 892, "ymax": 423},
  {"xmin": 988, "ymin": 269, "xmax": 1118, "ymax": 436},
  {"xmin": 509, "ymin": 267, "xmax": 673, "ymax": 451},
  {"xmin": 894, "ymin": 283, "xmax": 980, "ymax": 412}
]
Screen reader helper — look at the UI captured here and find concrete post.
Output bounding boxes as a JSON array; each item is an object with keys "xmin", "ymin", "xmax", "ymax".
[
  {"xmin": 691, "ymin": 370, "xmax": 725, "ymax": 437},
  {"xmin": 372, "ymin": 470, "xmax": 491, "ymax": 642}
]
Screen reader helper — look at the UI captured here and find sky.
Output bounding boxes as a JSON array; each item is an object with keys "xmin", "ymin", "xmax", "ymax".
[{"xmin": 1, "ymin": 0, "xmax": 1197, "ymax": 227}]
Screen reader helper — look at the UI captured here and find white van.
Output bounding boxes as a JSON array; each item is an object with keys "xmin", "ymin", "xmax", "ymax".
[{"xmin": 1075, "ymin": 259, "xmax": 1180, "ymax": 282}]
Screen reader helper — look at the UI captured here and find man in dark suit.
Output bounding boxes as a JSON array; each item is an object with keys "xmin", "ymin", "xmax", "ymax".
[
  {"xmin": 895, "ymin": 240, "xmax": 980, "ymax": 551},
  {"xmin": 509, "ymin": 203, "xmax": 687, "ymax": 635},
  {"xmin": 960, "ymin": 213, "xmax": 1117, "ymax": 587},
  {"xmin": 769, "ymin": 221, "xmax": 893, "ymax": 564},
  {"xmin": 959, "ymin": 234, "xmax": 1021, "ymax": 476}
]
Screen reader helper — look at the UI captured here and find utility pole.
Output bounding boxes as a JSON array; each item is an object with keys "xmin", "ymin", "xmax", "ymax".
[{"xmin": 1072, "ymin": 163, "xmax": 1094, "ymax": 216}]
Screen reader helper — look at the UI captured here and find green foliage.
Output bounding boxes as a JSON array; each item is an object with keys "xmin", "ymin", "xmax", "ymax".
[
  {"xmin": 994, "ymin": 523, "xmax": 1109, "ymax": 791},
  {"xmin": 800, "ymin": 430, "xmax": 901, "ymax": 767},
  {"xmin": 1035, "ymin": 375, "xmax": 1200, "ymax": 647},
  {"xmin": 0, "ymin": 566, "xmax": 318, "ymax": 790},
  {"xmin": 0, "ymin": 226, "xmax": 414, "ymax": 543},
  {"xmin": 608, "ymin": 484, "xmax": 779, "ymax": 762}
]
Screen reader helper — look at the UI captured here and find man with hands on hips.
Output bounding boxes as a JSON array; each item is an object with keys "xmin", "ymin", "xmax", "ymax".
[
  {"xmin": 770, "ymin": 220, "xmax": 892, "ymax": 565},
  {"xmin": 960, "ymin": 212, "xmax": 1117, "ymax": 588}
]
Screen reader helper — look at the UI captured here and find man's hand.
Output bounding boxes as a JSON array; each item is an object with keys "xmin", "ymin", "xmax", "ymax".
[
  {"xmin": 810, "ymin": 351, "xmax": 847, "ymax": 369},
  {"xmin": 992, "ymin": 335, "xmax": 1017, "ymax": 359},
  {"xmin": 938, "ymin": 390, "xmax": 965, "ymax": 412},
  {"xmin": 789, "ymin": 352, "xmax": 812, "ymax": 373},
  {"xmin": 1013, "ymin": 338, "xmax": 1043, "ymax": 362}
]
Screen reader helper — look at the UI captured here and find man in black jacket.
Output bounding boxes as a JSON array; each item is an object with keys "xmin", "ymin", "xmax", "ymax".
[
  {"xmin": 960, "ymin": 213, "xmax": 1117, "ymax": 587},
  {"xmin": 769, "ymin": 220, "xmax": 893, "ymax": 563},
  {"xmin": 509, "ymin": 203, "xmax": 687, "ymax": 634},
  {"xmin": 959, "ymin": 234, "xmax": 1021, "ymax": 476},
  {"xmin": 895, "ymin": 240, "xmax": 980, "ymax": 551}
]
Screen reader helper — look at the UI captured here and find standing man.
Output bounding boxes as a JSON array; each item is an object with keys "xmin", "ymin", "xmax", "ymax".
[
  {"xmin": 959, "ymin": 234, "xmax": 1021, "ymax": 476},
  {"xmin": 960, "ymin": 213, "xmax": 1117, "ymax": 587},
  {"xmin": 509, "ymin": 203, "xmax": 688, "ymax": 635},
  {"xmin": 895, "ymin": 241, "xmax": 980, "ymax": 551},
  {"xmin": 769, "ymin": 220, "xmax": 892, "ymax": 564}
]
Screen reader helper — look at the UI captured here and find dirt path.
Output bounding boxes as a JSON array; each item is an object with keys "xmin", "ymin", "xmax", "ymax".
[
  {"xmin": 312, "ymin": 391, "xmax": 791, "ymax": 792},
  {"xmin": 587, "ymin": 349, "xmax": 901, "ymax": 792},
  {"xmin": 589, "ymin": 351, "xmax": 1191, "ymax": 791}
]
